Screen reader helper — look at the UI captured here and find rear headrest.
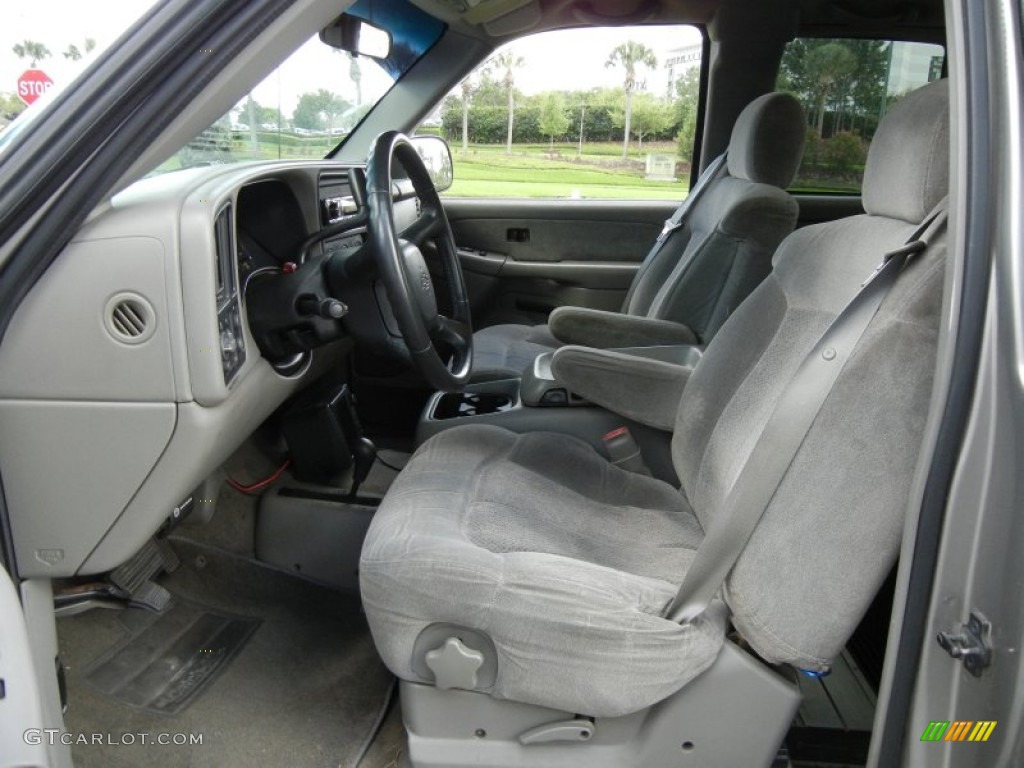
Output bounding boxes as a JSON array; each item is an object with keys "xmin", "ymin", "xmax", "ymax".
[
  {"xmin": 727, "ymin": 92, "xmax": 806, "ymax": 189},
  {"xmin": 863, "ymin": 79, "xmax": 949, "ymax": 223}
]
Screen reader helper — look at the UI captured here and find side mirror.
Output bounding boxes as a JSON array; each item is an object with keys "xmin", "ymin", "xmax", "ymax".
[
  {"xmin": 320, "ymin": 15, "xmax": 391, "ymax": 60},
  {"xmin": 411, "ymin": 135, "xmax": 454, "ymax": 193}
]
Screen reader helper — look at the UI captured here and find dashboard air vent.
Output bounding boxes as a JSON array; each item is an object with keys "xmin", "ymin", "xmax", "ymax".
[{"xmin": 104, "ymin": 294, "xmax": 156, "ymax": 344}]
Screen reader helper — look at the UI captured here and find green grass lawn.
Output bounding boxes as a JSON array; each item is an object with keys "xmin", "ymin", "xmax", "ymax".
[
  {"xmin": 446, "ymin": 143, "xmax": 690, "ymax": 200},
  {"xmin": 149, "ymin": 137, "xmax": 861, "ymax": 198}
]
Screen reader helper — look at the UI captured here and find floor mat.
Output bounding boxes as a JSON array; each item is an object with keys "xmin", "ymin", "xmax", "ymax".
[
  {"xmin": 83, "ymin": 601, "xmax": 259, "ymax": 715},
  {"xmin": 59, "ymin": 539, "xmax": 395, "ymax": 768}
]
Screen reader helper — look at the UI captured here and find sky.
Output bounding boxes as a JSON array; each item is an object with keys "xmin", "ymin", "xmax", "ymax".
[
  {"xmin": 504, "ymin": 25, "xmax": 703, "ymax": 96},
  {"xmin": 2, "ymin": 0, "xmax": 157, "ymax": 95},
  {"xmin": 2, "ymin": 1, "xmax": 701, "ymax": 118}
]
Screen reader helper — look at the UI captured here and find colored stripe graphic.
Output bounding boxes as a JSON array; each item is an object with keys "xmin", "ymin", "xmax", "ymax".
[
  {"xmin": 921, "ymin": 722, "xmax": 949, "ymax": 741},
  {"xmin": 969, "ymin": 722, "xmax": 997, "ymax": 742},
  {"xmin": 920, "ymin": 720, "xmax": 997, "ymax": 742},
  {"xmin": 944, "ymin": 721, "xmax": 972, "ymax": 741}
]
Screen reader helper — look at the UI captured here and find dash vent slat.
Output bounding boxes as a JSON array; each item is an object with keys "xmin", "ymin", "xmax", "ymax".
[
  {"xmin": 104, "ymin": 295, "xmax": 156, "ymax": 344},
  {"xmin": 112, "ymin": 302, "xmax": 146, "ymax": 336}
]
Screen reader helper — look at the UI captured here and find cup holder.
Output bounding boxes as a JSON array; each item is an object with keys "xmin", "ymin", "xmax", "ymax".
[{"xmin": 433, "ymin": 392, "xmax": 515, "ymax": 420}]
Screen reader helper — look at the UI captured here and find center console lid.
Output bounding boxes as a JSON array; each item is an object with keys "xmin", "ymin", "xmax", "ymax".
[{"xmin": 524, "ymin": 344, "xmax": 702, "ymax": 409}]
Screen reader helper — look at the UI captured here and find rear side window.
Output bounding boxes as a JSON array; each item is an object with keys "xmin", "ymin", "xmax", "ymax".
[{"xmin": 776, "ymin": 38, "xmax": 945, "ymax": 194}]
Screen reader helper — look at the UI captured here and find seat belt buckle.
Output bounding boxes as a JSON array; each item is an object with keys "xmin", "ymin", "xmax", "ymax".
[{"xmin": 602, "ymin": 427, "xmax": 651, "ymax": 475}]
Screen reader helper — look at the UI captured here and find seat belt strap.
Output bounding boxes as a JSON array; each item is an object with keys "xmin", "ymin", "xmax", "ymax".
[
  {"xmin": 657, "ymin": 153, "xmax": 729, "ymax": 242},
  {"xmin": 665, "ymin": 201, "xmax": 949, "ymax": 623},
  {"xmin": 622, "ymin": 153, "xmax": 729, "ymax": 312}
]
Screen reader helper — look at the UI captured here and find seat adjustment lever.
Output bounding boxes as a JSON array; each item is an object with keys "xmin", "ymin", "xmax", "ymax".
[{"xmin": 518, "ymin": 719, "xmax": 596, "ymax": 745}]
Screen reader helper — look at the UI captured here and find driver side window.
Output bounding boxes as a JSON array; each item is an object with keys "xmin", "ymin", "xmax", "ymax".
[{"xmin": 419, "ymin": 25, "xmax": 706, "ymax": 201}]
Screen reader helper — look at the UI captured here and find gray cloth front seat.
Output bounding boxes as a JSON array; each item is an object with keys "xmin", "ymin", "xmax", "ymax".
[
  {"xmin": 472, "ymin": 91, "xmax": 807, "ymax": 379},
  {"xmin": 361, "ymin": 80, "xmax": 949, "ymax": 718}
]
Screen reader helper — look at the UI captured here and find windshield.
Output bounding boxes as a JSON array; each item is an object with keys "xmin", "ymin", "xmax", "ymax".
[
  {"xmin": 149, "ymin": 36, "xmax": 395, "ymax": 175},
  {"xmin": 150, "ymin": 0, "xmax": 445, "ymax": 175},
  {"xmin": 1, "ymin": 0, "xmax": 445, "ymax": 169},
  {"xmin": 0, "ymin": 0, "xmax": 157, "ymax": 153}
]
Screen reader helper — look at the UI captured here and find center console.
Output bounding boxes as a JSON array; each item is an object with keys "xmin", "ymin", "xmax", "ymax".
[
  {"xmin": 417, "ymin": 344, "xmax": 704, "ymax": 483},
  {"xmin": 519, "ymin": 345, "xmax": 703, "ymax": 408}
]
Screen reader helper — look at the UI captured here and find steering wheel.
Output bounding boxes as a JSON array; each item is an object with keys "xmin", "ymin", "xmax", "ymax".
[{"xmin": 365, "ymin": 131, "xmax": 472, "ymax": 391}]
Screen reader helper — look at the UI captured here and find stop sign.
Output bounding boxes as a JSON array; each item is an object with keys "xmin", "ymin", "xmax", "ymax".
[{"xmin": 17, "ymin": 69, "xmax": 54, "ymax": 106}]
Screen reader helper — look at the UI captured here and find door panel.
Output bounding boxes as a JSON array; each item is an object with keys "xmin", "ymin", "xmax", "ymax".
[
  {"xmin": 0, "ymin": 569, "xmax": 51, "ymax": 768},
  {"xmin": 441, "ymin": 195, "xmax": 863, "ymax": 328},
  {"xmin": 443, "ymin": 198, "xmax": 678, "ymax": 326}
]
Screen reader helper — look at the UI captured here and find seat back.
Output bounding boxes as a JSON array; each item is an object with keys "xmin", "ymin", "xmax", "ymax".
[
  {"xmin": 672, "ymin": 80, "xmax": 950, "ymax": 670},
  {"xmin": 622, "ymin": 92, "xmax": 806, "ymax": 342}
]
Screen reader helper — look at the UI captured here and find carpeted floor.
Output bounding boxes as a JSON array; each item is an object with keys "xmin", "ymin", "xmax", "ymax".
[
  {"xmin": 58, "ymin": 538, "xmax": 395, "ymax": 768},
  {"xmin": 356, "ymin": 700, "xmax": 406, "ymax": 768}
]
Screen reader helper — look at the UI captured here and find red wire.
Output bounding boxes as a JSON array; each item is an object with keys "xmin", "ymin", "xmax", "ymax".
[{"xmin": 226, "ymin": 459, "xmax": 291, "ymax": 494}]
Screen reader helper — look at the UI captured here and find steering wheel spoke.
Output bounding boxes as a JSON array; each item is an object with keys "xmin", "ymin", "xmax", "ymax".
[
  {"xmin": 431, "ymin": 314, "xmax": 470, "ymax": 349},
  {"xmin": 400, "ymin": 206, "xmax": 443, "ymax": 246},
  {"xmin": 431, "ymin": 314, "xmax": 471, "ymax": 374}
]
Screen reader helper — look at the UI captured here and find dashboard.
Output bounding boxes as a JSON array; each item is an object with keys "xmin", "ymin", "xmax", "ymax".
[{"xmin": 0, "ymin": 160, "xmax": 418, "ymax": 580}]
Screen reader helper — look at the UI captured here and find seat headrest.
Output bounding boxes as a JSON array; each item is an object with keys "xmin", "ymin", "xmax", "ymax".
[
  {"xmin": 863, "ymin": 79, "xmax": 949, "ymax": 223},
  {"xmin": 726, "ymin": 92, "xmax": 806, "ymax": 189}
]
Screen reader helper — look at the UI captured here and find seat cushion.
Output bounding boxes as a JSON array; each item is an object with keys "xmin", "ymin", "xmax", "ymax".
[
  {"xmin": 360, "ymin": 424, "xmax": 727, "ymax": 717},
  {"xmin": 471, "ymin": 323, "xmax": 561, "ymax": 380}
]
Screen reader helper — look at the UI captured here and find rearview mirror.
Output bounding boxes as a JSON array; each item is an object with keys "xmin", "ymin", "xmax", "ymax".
[
  {"xmin": 320, "ymin": 16, "xmax": 391, "ymax": 60},
  {"xmin": 412, "ymin": 135, "xmax": 454, "ymax": 193}
]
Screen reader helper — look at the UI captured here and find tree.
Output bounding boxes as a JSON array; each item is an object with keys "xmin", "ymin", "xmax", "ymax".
[
  {"xmin": 804, "ymin": 43, "xmax": 857, "ymax": 135},
  {"xmin": 259, "ymin": 106, "xmax": 283, "ymax": 127},
  {"xmin": 238, "ymin": 98, "xmax": 283, "ymax": 128},
  {"xmin": 62, "ymin": 38, "xmax": 96, "ymax": 61},
  {"xmin": 1, "ymin": 92, "xmax": 27, "ymax": 123},
  {"xmin": 538, "ymin": 93, "xmax": 569, "ymax": 149},
  {"xmin": 349, "ymin": 54, "xmax": 363, "ymax": 105},
  {"xmin": 778, "ymin": 39, "xmax": 888, "ymax": 139},
  {"xmin": 320, "ymin": 90, "xmax": 350, "ymax": 133},
  {"xmin": 244, "ymin": 96, "xmax": 261, "ymax": 153},
  {"xmin": 460, "ymin": 79, "xmax": 472, "ymax": 150},
  {"xmin": 621, "ymin": 93, "xmax": 672, "ymax": 150},
  {"xmin": 843, "ymin": 40, "xmax": 890, "ymax": 135},
  {"xmin": 292, "ymin": 90, "xmax": 350, "ymax": 132},
  {"xmin": 489, "ymin": 50, "xmax": 524, "ymax": 154},
  {"xmin": 673, "ymin": 66, "xmax": 701, "ymax": 159},
  {"xmin": 605, "ymin": 41, "xmax": 657, "ymax": 158},
  {"xmin": 12, "ymin": 40, "xmax": 51, "ymax": 67}
]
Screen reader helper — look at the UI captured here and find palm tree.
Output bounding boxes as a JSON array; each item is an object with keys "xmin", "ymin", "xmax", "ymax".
[
  {"xmin": 606, "ymin": 41, "xmax": 657, "ymax": 158},
  {"xmin": 12, "ymin": 40, "xmax": 51, "ymax": 68},
  {"xmin": 490, "ymin": 51, "xmax": 524, "ymax": 154},
  {"xmin": 62, "ymin": 38, "xmax": 96, "ymax": 61},
  {"xmin": 459, "ymin": 76, "xmax": 474, "ymax": 151},
  {"xmin": 349, "ymin": 54, "xmax": 363, "ymax": 105},
  {"xmin": 804, "ymin": 43, "xmax": 857, "ymax": 136}
]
